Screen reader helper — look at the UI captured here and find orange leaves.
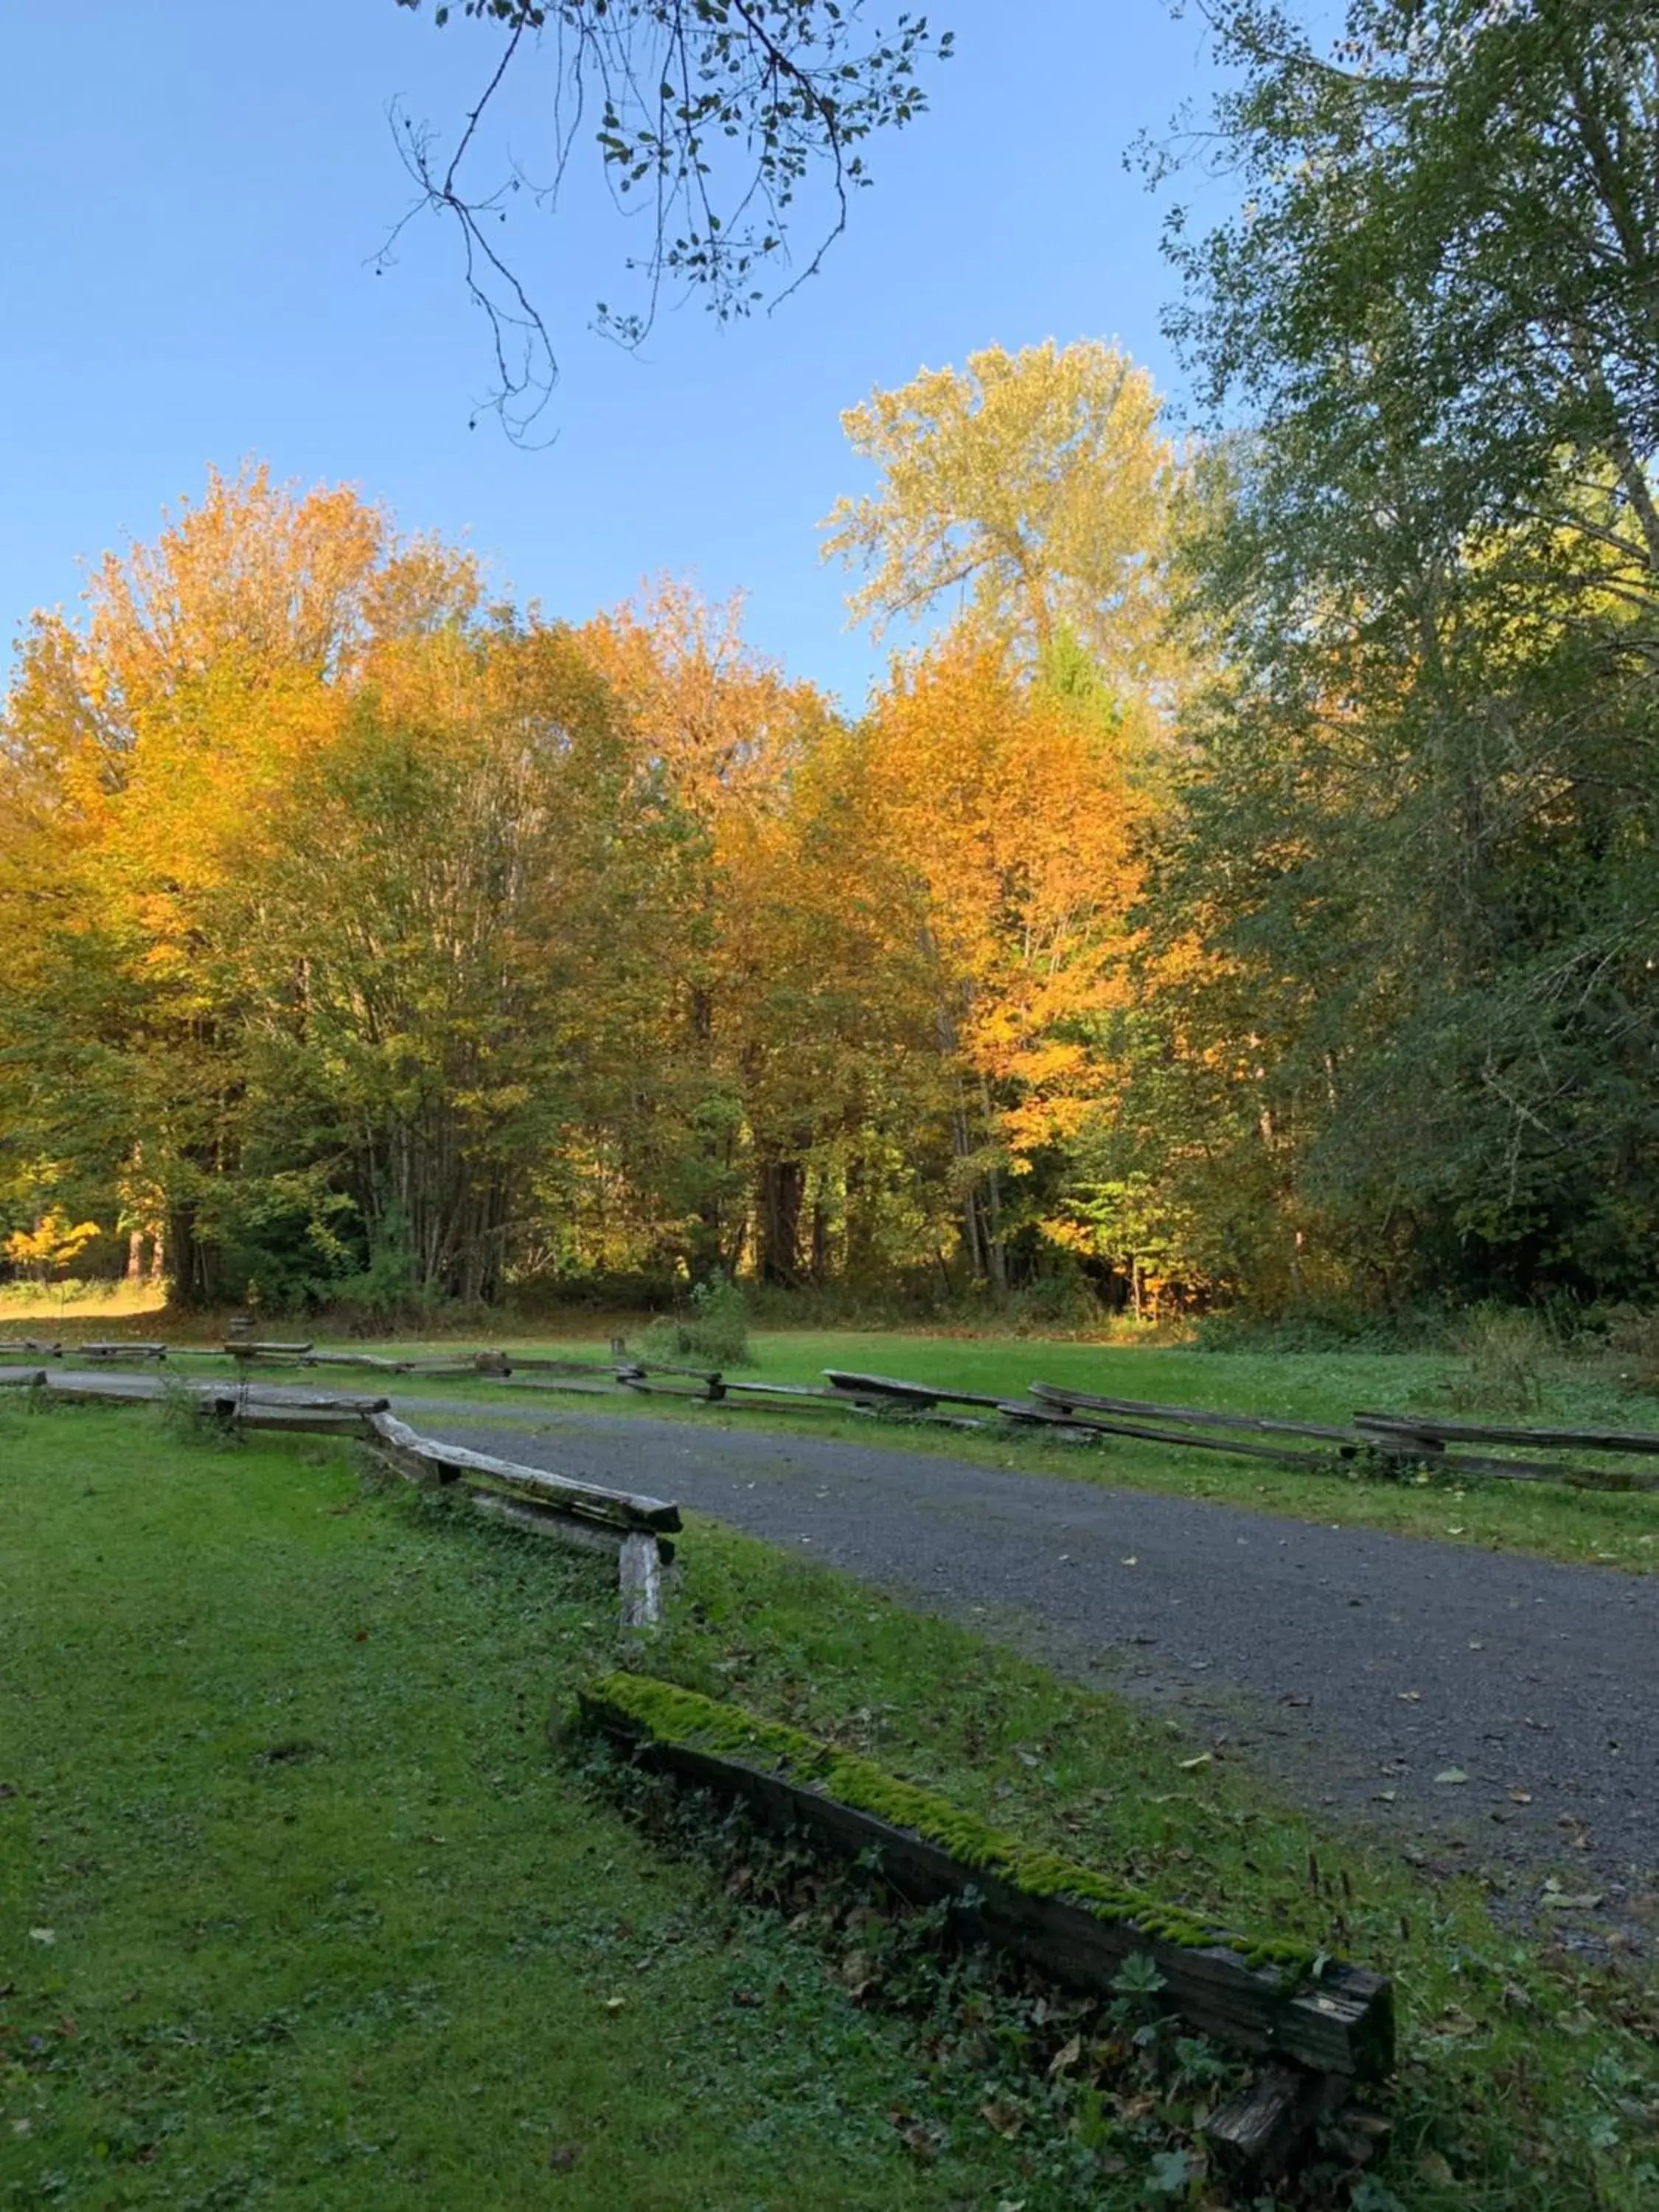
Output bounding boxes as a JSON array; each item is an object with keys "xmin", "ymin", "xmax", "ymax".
[{"xmin": 846, "ymin": 631, "xmax": 1149, "ymax": 1153}]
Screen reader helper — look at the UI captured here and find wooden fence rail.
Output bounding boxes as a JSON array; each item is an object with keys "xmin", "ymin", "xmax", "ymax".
[
  {"xmin": 582, "ymin": 1674, "xmax": 1394, "ymax": 2181},
  {"xmin": 13, "ymin": 1335, "xmax": 1659, "ymax": 1495},
  {"xmin": 1, "ymin": 1368, "xmax": 678, "ymax": 1628}
]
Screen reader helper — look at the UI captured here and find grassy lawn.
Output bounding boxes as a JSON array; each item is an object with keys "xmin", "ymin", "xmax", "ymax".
[
  {"xmin": 118, "ymin": 1325, "xmax": 1659, "ymax": 1577},
  {"xmin": 0, "ymin": 1406, "xmax": 1060, "ymax": 2211},
  {"xmin": 4, "ymin": 1400, "xmax": 1658, "ymax": 2208}
]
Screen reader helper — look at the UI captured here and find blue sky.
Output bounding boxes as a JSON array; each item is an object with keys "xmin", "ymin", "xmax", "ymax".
[{"xmin": 1, "ymin": 1, "xmax": 1229, "ymax": 709}]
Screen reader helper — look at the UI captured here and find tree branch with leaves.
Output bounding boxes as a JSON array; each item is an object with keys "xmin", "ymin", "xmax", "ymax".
[{"xmin": 383, "ymin": 0, "xmax": 953, "ymax": 437}]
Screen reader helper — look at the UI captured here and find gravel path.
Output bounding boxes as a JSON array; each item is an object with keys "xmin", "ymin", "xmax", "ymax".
[
  {"xmin": 411, "ymin": 1401, "xmax": 1659, "ymax": 1925},
  {"xmin": 23, "ymin": 1371, "xmax": 1658, "ymax": 1925}
]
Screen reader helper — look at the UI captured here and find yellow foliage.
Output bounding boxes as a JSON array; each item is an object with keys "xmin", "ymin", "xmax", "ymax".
[
  {"xmin": 4, "ymin": 1211, "xmax": 102, "ymax": 1274},
  {"xmin": 823, "ymin": 339, "xmax": 1177, "ymax": 686}
]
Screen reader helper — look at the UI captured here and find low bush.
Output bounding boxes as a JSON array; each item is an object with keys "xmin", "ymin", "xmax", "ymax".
[
  {"xmin": 641, "ymin": 1272, "xmax": 754, "ymax": 1367},
  {"xmin": 1604, "ymin": 1305, "xmax": 1659, "ymax": 1395},
  {"xmin": 1446, "ymin": 1302, "xmax": 1551, "ymax": 1413}
]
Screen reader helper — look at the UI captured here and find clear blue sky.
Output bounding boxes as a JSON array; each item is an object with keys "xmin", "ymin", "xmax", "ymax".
[{"xmin": 1, "ymin": 1, "xmax": 1228, "ymax": 709}]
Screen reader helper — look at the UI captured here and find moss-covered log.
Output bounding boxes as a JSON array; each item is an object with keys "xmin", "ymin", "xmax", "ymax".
[{"xmin": 580, "ymin": 1672, "xmax": 1394, "ymax": 2083}]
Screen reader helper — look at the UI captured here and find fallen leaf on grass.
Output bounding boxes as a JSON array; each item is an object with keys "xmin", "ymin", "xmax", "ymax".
[
  {"xmin": 1540, "ymin": 1892, "xmax": 1604, "ymax": 1911},
  {"xmin": 980, "ymin": 2098, "xmax": 1026, "ymax": 2138},
  {"xmin": 1509, "ymin": 1790, "xmax": 1533, "ymax": 1804},
  {"xmin": 1417, "ymin": 2149, "xmax": 1455, "ymax": 2184},
  {"xmin": 1178, "ymin": 1753, "xmax": 1211, "ymax": 1773},
  {"xmin": 1047, "ymin": 2033, "xmax": 1082, "ymax": 2076},
  {"xmin": 1434, "ymin": 1768, "xmax": 1469, "ymax": 1784},
  {"xmin": 27, "ymin": 1928, "xmax": 54, "ymax": 1945},
  {"xmin": 602, "ymin": 1997, "xmax": 627, "ymax": 2011}
]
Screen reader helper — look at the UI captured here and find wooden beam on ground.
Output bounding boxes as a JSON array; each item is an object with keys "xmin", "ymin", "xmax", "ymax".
[
  {"xmin": 824, "ymin": 1368, "xmax": 1006, "ymax": 1410},
  {"xmin": 1206, "ymin": 2063, "xmax": 1344, "ymax": 2183},
  {"xmin": 43, "ymin": 1373, "xmax": 389, "ymax": 1416},
  {"xmin": 580, "ymin": 1686, "xmax": 1394, "ymax": 2082},
  {"xmin": 464, "ymin": 1487, "xmax": 627, "ymax": 1558},
  {"xmin": 297, "ymin": 1352, "xmax": 411, "ymax": 1372},
  {"xmin": 1001, "ymin": 1401, "xmax": 1334, "ymax": 1468},
  {"xmin": 501, "ymin": 1377, "xmax": 630, "ymax": 1399},
  {"xmin": 616, "ymin": 1374, "xmax": 723, "ymax": 1402},
  {"xmin": 361, "ymin": 1413, "xmax": 679, "ymax": 1533},
  {"xmin": 723, "ymin": 1379, "xmax": 864, "ymax": 1402},
  {"xmin": 618, "ymin": 1531, "xmax": 666, "ymax": 1630},
  {"xmin": 79, "ymin": 1341, "xmax": 168, "ymax": 1360},
  {"xmin": 223, "ymin": 1340, "xmax": 315, "ymax": 1359},
  {"xmin": 1030, "ymin": 1382, "xmax": 1356, "ymax": 1444},
  {"xmin": 1382, "ymin": 1446, "xmax": 1658, "ymax": 1493},
  {"xmin": 362, "ymin": 1412, "xmax": 678, "ymax": 1627},
  {"xmin": 504, "ymin": 1354, "xmax": 625, "ymax": 1377},
  {"xmin": 1353, "ymin": 1411, "xmax": 1659, "ymax": 1457}
]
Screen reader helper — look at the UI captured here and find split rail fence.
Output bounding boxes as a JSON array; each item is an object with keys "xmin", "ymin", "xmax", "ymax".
[
  {"xmin": 0, "ymin": 1361, "xmax": 678, "ymax": 1627},
  {"xmin": 7, "ymin": 1334, "xmax": 1658, "ymax": 1497}
]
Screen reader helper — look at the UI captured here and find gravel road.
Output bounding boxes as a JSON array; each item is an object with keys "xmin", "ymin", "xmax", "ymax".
[
  {"xmin": 412, "ymin": 1400, "xmax": 1659, "ymax": 1929},
  {"xmin": 21, "ymin": 1370, "xmax": 1658, "ymax": 1929}
]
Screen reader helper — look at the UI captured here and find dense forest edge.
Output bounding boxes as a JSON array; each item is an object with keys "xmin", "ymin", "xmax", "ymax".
[{"xmin": 4, "ymin": 1, "xmax": 1656, "ymax": 1349}]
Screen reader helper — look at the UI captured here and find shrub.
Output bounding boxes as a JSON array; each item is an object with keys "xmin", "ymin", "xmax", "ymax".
[
  {"xmin": 1447, "ymin": 1303, "xmax": 1549, "ymax": 1413},
  {"xmin": 1604, "ymin": 1307, "xmax": 1659, "ymax": 1395},
  {"xmin": 641, "ymin": 1273, "xmax": 754, "ymax": 1368}
]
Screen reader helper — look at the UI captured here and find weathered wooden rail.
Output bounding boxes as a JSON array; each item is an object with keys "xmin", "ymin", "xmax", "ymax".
[
  {"xmin": 582, "ymin": 1673, "xmax": 1394, "ymax": 2180},
  {"xmin": 361, "ymin": 1411, "xmax": 678, "ymax": 1627},
  {"xmin": 2, "ymin": 1368, "xmax": 680, "ymax": 1627},
  {"xmin": 16, "ymin": 1331, "xmax": 1659, "ymax": 1495}
]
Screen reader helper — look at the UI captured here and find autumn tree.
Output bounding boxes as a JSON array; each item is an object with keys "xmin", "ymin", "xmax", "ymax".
[
  {"xmin": 832, "ymin": 631, "xmax": 1148, "ymax": 1291},
  {"xmin": 822, "ymin": 340, "xmax": 1178, "ymax": 691},
  {"xmin": 577, "ymin": 585, "xmax": 840, "ymax": 1281}
]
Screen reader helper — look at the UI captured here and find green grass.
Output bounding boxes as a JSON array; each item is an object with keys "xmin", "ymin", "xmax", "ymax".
[
  {"xmin": 651, "ymin": 1519, "xmax": 1659, "ymax": 2210},
  {"xmin": 0, "ymin": 1405, "xmax": 1093, "ymax": 2211},
  {"xmin": 140, "ymin": 1326, "xmax": 1659, "ymax": 1576},
  {"xmin": 5, "ymin": 1402, "xmax": 1655, "ymax": 2208}
]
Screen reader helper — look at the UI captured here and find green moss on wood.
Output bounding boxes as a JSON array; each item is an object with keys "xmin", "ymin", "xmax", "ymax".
[{"xmin": 585, "ymin": 1672, "xmax": 1318, "ymax": 1979}]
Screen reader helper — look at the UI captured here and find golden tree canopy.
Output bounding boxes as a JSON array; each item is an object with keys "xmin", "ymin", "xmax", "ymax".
[{"xmin": 821, "ymin": 340, "xmax": 1175, "ymax": 680}]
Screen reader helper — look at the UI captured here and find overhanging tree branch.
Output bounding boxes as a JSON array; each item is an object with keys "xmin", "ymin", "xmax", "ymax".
[{"xmin": 380, "ymin": 1, "xmax": 953, "ymax": 441}]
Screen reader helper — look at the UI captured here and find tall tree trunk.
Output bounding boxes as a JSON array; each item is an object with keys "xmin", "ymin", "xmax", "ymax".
[
  {"xmin": 759, "ymin": 1157, "xmax": 807, "ymax": 1284},
  {"xmin": 166, "ymin": 1202, "xmax": 223, "ymax": 1307}
]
